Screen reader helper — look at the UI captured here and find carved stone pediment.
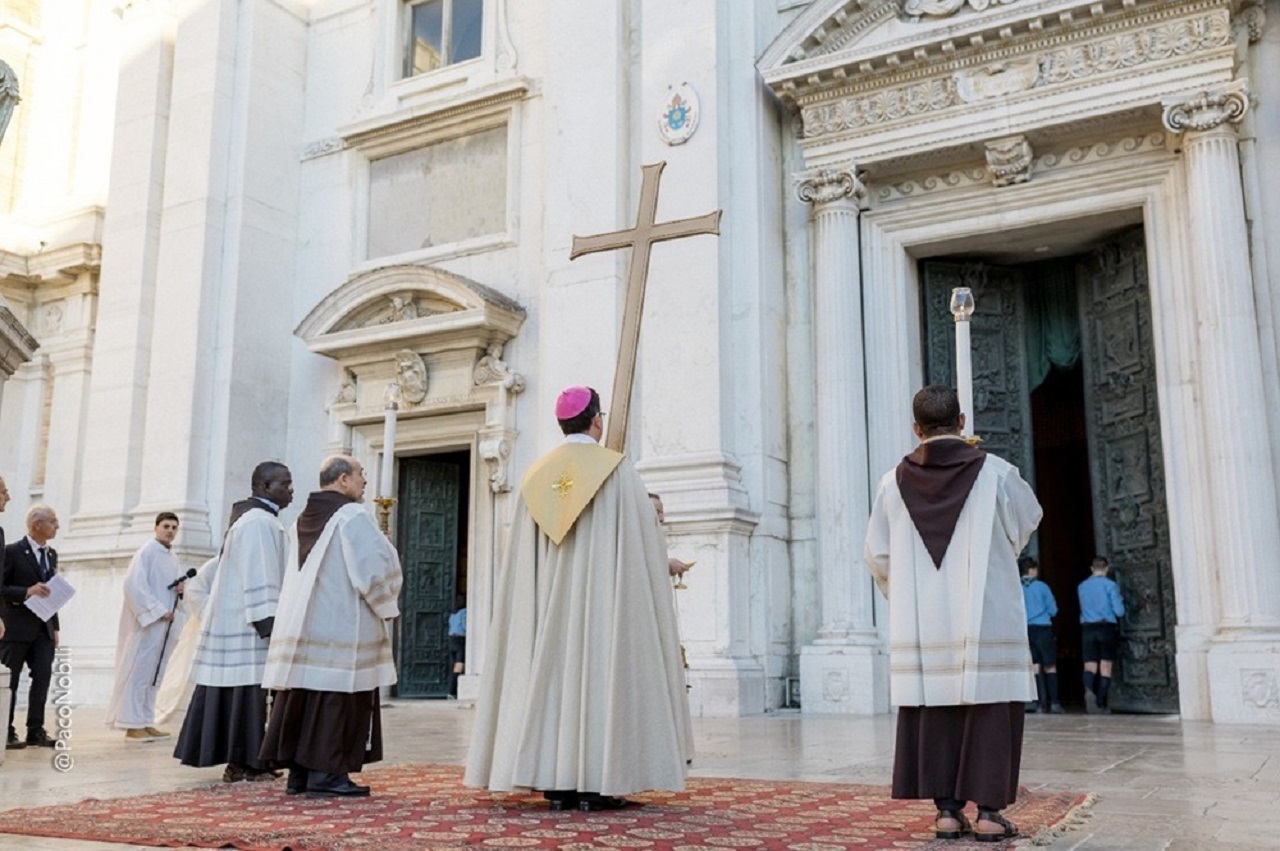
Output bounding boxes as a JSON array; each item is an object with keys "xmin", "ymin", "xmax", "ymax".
[
  {"xmin": 761, "ymin": 0, "xmax": 1240, "ymax": 168},
  {"xmin": 296, "ymin": 264, "xmax": 525, "ymax": 360},
  {"xmin": 762, "ymin": 1, "xmax": 1236, "ymax": 97},
  {"xmin": 298, "ymin": 264, "xmax": 526, "ymax": 421}
]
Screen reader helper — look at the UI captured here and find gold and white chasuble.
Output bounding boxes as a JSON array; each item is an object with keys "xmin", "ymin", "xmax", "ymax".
[{"xmin": 466, "ymin": 437, "xmax": 694, "ymax": 796}]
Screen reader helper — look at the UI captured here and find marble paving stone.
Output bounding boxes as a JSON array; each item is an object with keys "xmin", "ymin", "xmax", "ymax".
[{"xmin": 1, "ymin": 705, "xmax": 1278, "ymax": 848}]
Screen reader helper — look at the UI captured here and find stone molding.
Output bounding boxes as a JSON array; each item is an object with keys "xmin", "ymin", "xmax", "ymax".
[
  {"xmin": 340, "ymin": 77, "xmax": 530, "ymax": 160},
  {"xmin": 795, "ymin": 165, "xmax": 867, "ymax": 206},
  {"xmin": 984, "ymin": 134, "xmax": 1033, "ymax": 186},
  {"xmin": 0, "ymin": 298, "xmax": 38, "ymax": 377},
  {"xmin": 1162, "ymin": 83, "xmax": 1250, "ymax": 134},
  {"xmin": 876, "ymin": 131, "xmax": 1169, "ymax": 201},
  {"xmin": 798, "ymin": 8, "xmax": 1232, "ymax": 140},
  {"xmin": 904, "ymin": 0, "xmax": 1023, "ymax": 21}
]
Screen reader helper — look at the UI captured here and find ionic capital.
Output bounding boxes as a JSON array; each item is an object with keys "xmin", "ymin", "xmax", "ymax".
[
  {"xmin": 795, "ymin": 165, "xmax": 867, "ymax": 208},
  {"xmin": 1163, "ymin": 83, "xmax": 1250, "ymax": 135}
]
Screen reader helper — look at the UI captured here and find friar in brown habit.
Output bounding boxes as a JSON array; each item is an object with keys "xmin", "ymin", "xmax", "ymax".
[
  {"xmin": 865, "ymin": 385, "xmax": 1042, "ymax": 842},
  {"xmin": 259, "ymin": 455, "xmax": 402, "ymax": 798}
]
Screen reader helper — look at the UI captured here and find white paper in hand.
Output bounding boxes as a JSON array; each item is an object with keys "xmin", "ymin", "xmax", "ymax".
[{"xmin": 23, "ymin": 574, "xmax": 76, "ymax": 622}]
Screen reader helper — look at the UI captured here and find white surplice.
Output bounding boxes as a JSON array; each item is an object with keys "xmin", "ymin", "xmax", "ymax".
[
  {"xmin": 189, "ymin": 506, "xmax": 287, "ymax": 687},
  {"xmin": 105, "ymin": 539, "xmax": 187, "ymax": 728},
  {"xmin": 866, "ymin": 451, "xmax": 1043, "ymax": 707},
  {"xmin": 262, "ymin": 503, "xmax": 401, "ymax": 694},
  {"xmin": 465, "ymin": 450, "xmax": 694, "ymax": 797}
]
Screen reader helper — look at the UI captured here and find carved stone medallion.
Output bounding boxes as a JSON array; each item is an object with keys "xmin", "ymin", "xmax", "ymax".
[{"xmin": 395, "ymin": 350, "xmax": 428, "ymax": 405}]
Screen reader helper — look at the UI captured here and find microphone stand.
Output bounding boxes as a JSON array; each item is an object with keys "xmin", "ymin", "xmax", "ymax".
[{"xmin": 152, "ymin": 590, "xmax": 182, "ymax": 687}]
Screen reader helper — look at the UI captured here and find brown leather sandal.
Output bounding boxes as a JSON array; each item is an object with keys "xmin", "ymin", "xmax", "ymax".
[
  {"xmin": 974, "ymin": 809, "xmax": 1018, "ymax": 842},
  {"xmin": 935, "ymin": 808, "xmax": 972, "ymax": 840}
]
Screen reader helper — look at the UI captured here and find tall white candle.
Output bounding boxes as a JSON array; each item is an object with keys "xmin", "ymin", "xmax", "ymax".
[
  {"xmin": 949, "ymin": 287, "xmax": 976, "ymax": 437},
  {"xmin": 381, "ymin": 398, "xmax": 398, "ymax": 499},
  {"xmin": 955, "ymin": 320, "xmax": 973, "ymax": 437}
]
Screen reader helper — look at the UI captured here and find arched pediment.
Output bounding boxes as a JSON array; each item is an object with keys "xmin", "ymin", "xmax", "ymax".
[{"xmin": 296, "ymin": 264, "xmax": 525, "ymax": 359}]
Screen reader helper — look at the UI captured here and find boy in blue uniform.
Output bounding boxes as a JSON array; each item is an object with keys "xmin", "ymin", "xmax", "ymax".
[
  {"xmin": 1078, "ymin": 556, "xmax": 1125, "ymax": 712},
  {"xmin": 1019, "ymin": 556, "xmax": 1062, "ymax": 714}
]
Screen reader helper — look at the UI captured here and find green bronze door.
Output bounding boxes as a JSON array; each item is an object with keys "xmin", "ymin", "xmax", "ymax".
[
  {"xmin": 396, "ymin": 455, "xmax": 462, "ymax": 698},
  {"xmin": 1077, "ymin": 229, "xmax": 1177, "ymax": 713}
]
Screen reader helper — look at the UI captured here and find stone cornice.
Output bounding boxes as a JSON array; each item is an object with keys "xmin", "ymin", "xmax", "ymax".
[
  {"xmin": 0, "ymin": 243, "xmax": 102, "ymax": 285},
  {"xmin": 794, "ymin": 5, "xmax": 1232, "ymax": 140},
  {"xmin": 765, "ymin": 0, "xmax": 1232, "ymax": 104},
  {"xmin": 339, "ymin": 77, "xmax": 531, "ymax": 160}
]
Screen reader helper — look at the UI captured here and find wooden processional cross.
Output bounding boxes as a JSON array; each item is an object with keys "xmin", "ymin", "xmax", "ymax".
[{"xmin": 569, "ymin": 162, "xmax": 722, "ymax": 452}]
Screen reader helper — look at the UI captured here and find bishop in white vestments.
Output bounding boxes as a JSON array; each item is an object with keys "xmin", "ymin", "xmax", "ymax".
[
  {"xmin": 260, "ymin": 455, "xmax": 401, "ymax": 798},
  {"xmin": 174, "ymin": 462, "xmax": 293, "ymax": 781},
  {"xmin": 465, "ymin": 386, "xmax": 694, "ymax": 812},
  {"xmin": 866, "ymin": 385, "xmax": 1042, "ymax": 842},
  {"xmin": 105, "ymin": 513, "xmax": 187, "ymax": 739}
]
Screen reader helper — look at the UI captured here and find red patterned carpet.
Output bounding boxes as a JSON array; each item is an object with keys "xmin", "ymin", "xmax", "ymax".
[{"xmin": 0, "ymin": 764, "xmax": 1091, "ymax": 850}]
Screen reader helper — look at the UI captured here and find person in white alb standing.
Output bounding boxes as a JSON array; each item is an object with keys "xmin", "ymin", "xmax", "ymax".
[{"xmin": 105, "ymin": 513, "xmax": 187, "ymax": 741}]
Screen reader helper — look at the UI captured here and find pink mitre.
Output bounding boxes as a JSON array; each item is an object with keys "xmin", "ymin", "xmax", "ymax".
[{"xmin": 555, "ymin": 386, "xmax": 592, "ymax": 419}]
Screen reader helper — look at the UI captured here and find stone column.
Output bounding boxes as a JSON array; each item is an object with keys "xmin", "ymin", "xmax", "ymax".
[
  {"xmin": 795, "ymin": 165, "xmax": 888, "ymax": 714},
  {"xmin": 1164, "ymin": 84, "xmax": 1280, "ymax": 723}
]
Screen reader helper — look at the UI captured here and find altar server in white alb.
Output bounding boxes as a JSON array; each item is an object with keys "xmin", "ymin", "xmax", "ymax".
[
  {"xmin": 466, "ymin": 386, "xmax": 693, "ymax": 812},
  {"xmin": 866, "ymin": 385, "xmax": 1042, "ymax": 843},
  {"xmin": 260, "ymin": 455, "xmax": 402, "ymax": 798},
  {"xmin": 105, "ymin": 512, "xmax": 188, "ymax": 741},
  {"xmin": 174, "ymin": 461, "xmax": 293, "ymax": 782}
]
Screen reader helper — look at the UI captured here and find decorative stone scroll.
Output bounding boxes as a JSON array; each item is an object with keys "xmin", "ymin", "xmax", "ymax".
[
  {"xmin": 795, "ymin": 166, "xmax": 867, "ymax": 207},
  {"xmin": 1162, "ymin": 85, "xmax": 1250, "ymax": 134},
  {"xmin": 474, "ymin": 344, "xmax": 525, "ymax": 494},
  {"xmin": 984, "ymin": 135, "xmax": 1033, "ymax": 187},
  {"xmin": 1237, "ymin": 0, "xmax": 1265, "ymax": 44},
  {"xmin": 904, "ymin": 0, "xmax": 1022, "ymax": 19}
]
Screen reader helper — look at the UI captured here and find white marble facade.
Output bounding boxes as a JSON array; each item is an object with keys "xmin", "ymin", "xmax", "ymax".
[{"xmin": 0, "ymin": 0, "xmax": 1278, "ymax": 724}]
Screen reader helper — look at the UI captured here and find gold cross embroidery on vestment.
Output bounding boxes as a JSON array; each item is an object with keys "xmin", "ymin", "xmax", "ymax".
[{"xmin": 552, "ymin": 473, "xmax": 574, "ymax": 498}]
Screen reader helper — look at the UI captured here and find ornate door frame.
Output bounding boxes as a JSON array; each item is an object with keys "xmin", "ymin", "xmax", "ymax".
[{"xmin": 859, "ymin": 151, "xmax": 1217, "ymax": 718}]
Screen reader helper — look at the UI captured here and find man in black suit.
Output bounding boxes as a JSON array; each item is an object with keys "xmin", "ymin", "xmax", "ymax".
[
  {"xmin": 1, "ymin": 503, "xmax": 61, "ymax": 748},
  {"xmin": 0, "ymin": 475, "xmax": 8, "ymax": 634}
]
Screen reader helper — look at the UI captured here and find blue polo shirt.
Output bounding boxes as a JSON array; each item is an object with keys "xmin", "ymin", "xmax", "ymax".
[
  {"xmin": 1022, "ymin": 578, "xmax": 1057, "ymax": 626},
  {"xmin": 1078, "ymin": 575, "xmax": 1125, "ymax": 623},
  {"xmin": 448, "ymin": 608, "xmax": 467, "ymax": 637}
]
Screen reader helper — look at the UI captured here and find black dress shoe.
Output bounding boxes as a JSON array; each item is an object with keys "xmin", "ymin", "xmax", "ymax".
[
  {"xmin": 6, "ymin": 729, "xmax": 26, "ymax": 750},
  {"xmin": 306, "ymin": 772, "xmax": 370, "ymax": 798},
  {"xmin": 543, "ymin": 790, "xmax": 579, "ymax": 811},
  {"xmin": 578, "ymin": 793, "xmax": 629, "ymax": 812},
  {"xmin": 286, "ymin": 768, "xmax": 309, "ymax": 795},
  {"xmin": 26, "ymin": 729, "xmax": 55, "ymax": 748}
]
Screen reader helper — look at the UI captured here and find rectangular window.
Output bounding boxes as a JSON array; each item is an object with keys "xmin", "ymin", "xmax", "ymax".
[{"xmin": 405, "ymin": 0, "xmax": 484, "ymax": 78}]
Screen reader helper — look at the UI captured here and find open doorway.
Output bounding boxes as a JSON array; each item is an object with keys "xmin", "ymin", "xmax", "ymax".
[{"xmin": 920, "ymin": 224, "xmax": 1178, "ymax": 713}]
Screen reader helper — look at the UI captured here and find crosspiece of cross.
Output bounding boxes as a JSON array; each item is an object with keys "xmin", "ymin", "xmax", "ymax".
[{"xmin": 569, "ymin": 161, "xmax": 722, "ymax": 453}]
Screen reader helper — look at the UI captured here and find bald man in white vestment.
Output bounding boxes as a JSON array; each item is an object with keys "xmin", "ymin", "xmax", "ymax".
[
  {"xmin": 866, "ymin": 385, "xmax": 1042, "ymax": 843},
  {"xmin": 465, "ymin": 386, "xmax": 693, "ymax": 812},
  {"xmin": 260, "ymin": 455, "xmax": 401, "ymax": 798}
]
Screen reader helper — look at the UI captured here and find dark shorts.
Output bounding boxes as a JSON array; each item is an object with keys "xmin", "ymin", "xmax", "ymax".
[
  {"xmin": 1081, "ymin": 622, "xmax": 1120, "ymax": 662},
  {"xmin": 1026, "ymin": 625, "xmax": 1057, "ymax": 667}
]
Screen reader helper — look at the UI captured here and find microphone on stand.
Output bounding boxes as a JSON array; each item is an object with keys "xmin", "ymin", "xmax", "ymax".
[{"xmin": 166, "ymin": 567, "xmax": 197, "ymax": 590}]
